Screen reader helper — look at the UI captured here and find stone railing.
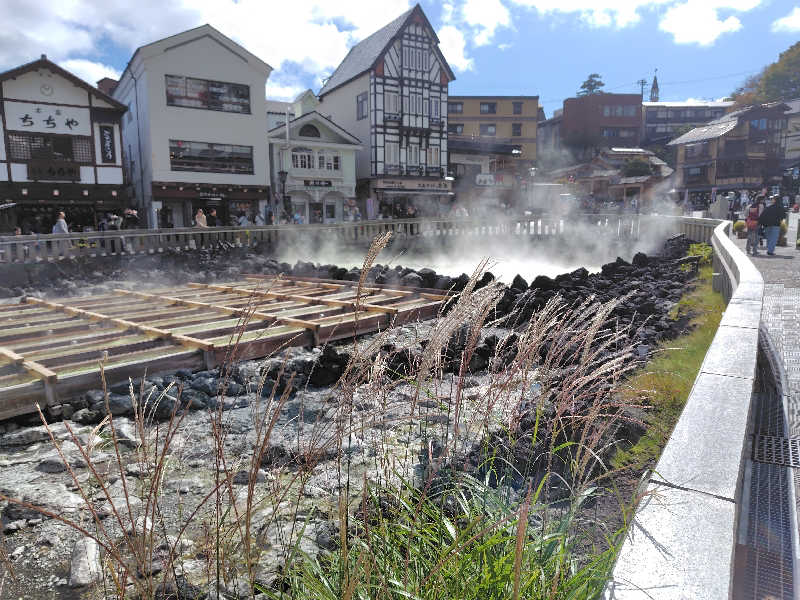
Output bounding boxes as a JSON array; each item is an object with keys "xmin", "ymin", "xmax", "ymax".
[
  {"xmin": 605, "ymin": 217, "xmax": 769, "ymax": 599},
  {"xmin": 0, "ymin": 213, "xmax": 640, "ymax": 264}
]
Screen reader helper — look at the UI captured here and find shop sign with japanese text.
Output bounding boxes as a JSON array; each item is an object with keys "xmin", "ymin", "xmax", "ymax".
[
  {"xmin": 4, "ymin": 101, "xmax": 90, "ymax": 136},
  {"xmin": 99, "ymin": 125, "xmax": 116, "ymax": 163}
]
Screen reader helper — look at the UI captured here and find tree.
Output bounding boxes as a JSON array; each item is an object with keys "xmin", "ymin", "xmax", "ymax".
[
  {"xmin": 578, "ymin": 73, "xmax": 605, "ymax": 96},
  {"xmin": 623, "ymin": 159, "xmax": 652, "ymax": 177},
  {"xmin": 732, "ymin": 41, "xmax": 800, "ymax": 105}
]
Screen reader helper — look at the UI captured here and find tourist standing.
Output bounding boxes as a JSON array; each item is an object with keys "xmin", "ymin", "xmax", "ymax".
[
  {"xmin": 195, "ymin": 208, "xmax": 208, "ymax": 227},
  {"xmin": 122, "ymin": 208, "xmax": 140, "ymax": 229},
  {"xmin": 207, "ymin": 208, "xmax": 217, "ymax": 227},
  {"xmin": 758, "ymin": 196, "xmax": 787, "ymax": 256},
  {"xmin": 52, "ymin": 211, "xmax": 68, "ymax": 234},
  {"xmin": 745, "ymin": 198, "xmax": 761, "ymax": 256}
]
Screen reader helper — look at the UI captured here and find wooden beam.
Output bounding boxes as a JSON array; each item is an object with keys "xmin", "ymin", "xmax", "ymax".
[
  {"xmin": 26, "ymin": 297, "xmax": 213, "ymax": 352},
  {"xmin": 0, "ymin": 347, "xmax": 24, "ymax": 365},
  {"xmin": 0, "ymin": 343, "xmax": 57, "ymax": 385},
  {"xmin": 194, "ymin": 283, "xmax": 399, "ymax": 315},
  {"xmin": 114, "ymin": 288, "xmax": 321, "ymax": 347}
]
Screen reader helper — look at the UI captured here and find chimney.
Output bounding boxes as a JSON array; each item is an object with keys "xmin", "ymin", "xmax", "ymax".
[{"xmin": 96, "ymin": 77, "xmax": 118, "ymax": 96}]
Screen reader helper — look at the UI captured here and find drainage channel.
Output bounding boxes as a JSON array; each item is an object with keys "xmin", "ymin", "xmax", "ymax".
[{"xmin": 733, "ymin": 341, "xmax": 799, "ymax": 599}]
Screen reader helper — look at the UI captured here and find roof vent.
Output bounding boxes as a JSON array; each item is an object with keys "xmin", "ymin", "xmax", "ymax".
[{"xmin": 41, "ymin": 54, "xmax": 47, "ymax": 60}]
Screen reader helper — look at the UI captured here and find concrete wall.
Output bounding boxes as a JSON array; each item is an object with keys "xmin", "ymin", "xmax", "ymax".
[{"xmin": 605, "ymin": 218, "xmax": 769, "ymax": 600}]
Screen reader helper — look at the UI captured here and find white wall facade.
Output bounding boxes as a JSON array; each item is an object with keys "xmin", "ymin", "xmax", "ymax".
[
  {"xmin": 268, "ymin": 115, "xmax": 361, "ymax": 223},
  {"xmin": 113, "ymin": 27, "xmax": 272, "ymax": 227}
]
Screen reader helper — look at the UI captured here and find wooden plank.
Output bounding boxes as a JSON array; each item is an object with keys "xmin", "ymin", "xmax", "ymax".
[
  {"xmin": 0, "ymin": 346, "xmax": 24, "ymax": 365},
  {"xmin": 26, "ymin": 297, "xmax": 214, "ymax": 352}
]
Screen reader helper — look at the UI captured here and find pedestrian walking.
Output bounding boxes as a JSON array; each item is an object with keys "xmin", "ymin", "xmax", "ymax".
[
  {"xmin": 745, "ymin": 199, "xmax": 761, "ymax": 256},
  {"xmin": 195, "ymin": 208, "xmax": 208, "ymax": 227},
  {"xmin": 758, "ymin": 195, "xmax": 787, "ymax": 256},
  {"xmin": 52, "ymin": 211, "xmax": 69, "ymax": 234}
]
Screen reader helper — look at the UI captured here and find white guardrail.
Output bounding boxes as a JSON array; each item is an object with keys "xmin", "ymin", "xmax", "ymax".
[
  {"xmin": 0, "ymin": 213, "xmax": 642, "ymax": 264},
  {"xmin": 605, "ymin": 217, "xmax": 770, "ymax": 599}
]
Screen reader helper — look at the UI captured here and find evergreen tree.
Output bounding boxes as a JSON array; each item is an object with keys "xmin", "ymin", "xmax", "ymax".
[{"xmin": 578, "ymin": 74, "xmax": 605, "ymax": 96}]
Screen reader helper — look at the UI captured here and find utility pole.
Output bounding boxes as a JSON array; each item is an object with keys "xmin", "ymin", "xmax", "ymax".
[{"xmin": 636, "ymin": 78, "xmax": 648, "ymax": 98}]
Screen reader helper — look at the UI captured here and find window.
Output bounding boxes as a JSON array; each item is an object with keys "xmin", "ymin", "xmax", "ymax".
[
  {"xmin": 657, "ymin": 109, "xmax": 668, "ymax": 118},
  {"xmin": 448, "ymin": 123, "xmax": 464, "ymax": 135},
  {"xmin": 7, "ymin": 132, "xmax": 92, "ymax": 163},
  {"xmin": 408, "ymin": 144, "xmax": 419, "ymax": 165},
  {"xmin": 513, "ymin": 101, "xmax": 523, "ymax": 115},
  {"xmin": 479, "ymin": 123, "xmax": 496, "ymax": 136},
  {"xmin": 619, "ymin": 129, "xmax": 636, "ymax": 138},
  {"xmin": 291, "ymin": 147, "xmax": 314, "ymax": 169},
  {"xmin": 385, "ymin": 142, "xmax": 399, "ymax": 166},
  {"xmin": 623, "ymin": 105, "xmax": 636, "ymax": 117},
  {"xmin": 385, "ymin": 92, "xmax": 400, "ymax": 114},
  {"xmin": 685, "ymin": 142, "xmax": 708, "ymax": 158},
  {"xmin": 448, "ymin": 102, "xmax": 463, "ymax": 114},
  {"xmin": 315, "ymin": 151, "xmax": 341, "ymax": 171},
  {"xmin": 298, "ymin": 124, "xmax": 320, "ymax": 137},
  {"xmin": 512, "ymin": 123, "xmax": 522, "ymax": 137},
  {"xmin": 601, "ymin": 128, "xmax": 619, "ymax": 137},
  {"xmin": 429, "ymin": 98, "xmax": 440, "ymax": 118},
  {"xmin": 480, "ymin": 102, "xmax": 497, "ymax": 114},
  {"xmin": 165, "ymin": 75, "xmax": 250, "ymax": 113},
  {"xmin": 407, "ymin": 93, "xmax": 423, "ymax": 115},
  {"xmin": 170, "ymin": 140, "xmax": 253, "ymax": 174},
  {"xmin": 427, "ymin": 146, "xmax": 440, "ymax": 168},
  {"xmin": 356, "ymin": 92, "xmax": 368, "ymax": 120}
]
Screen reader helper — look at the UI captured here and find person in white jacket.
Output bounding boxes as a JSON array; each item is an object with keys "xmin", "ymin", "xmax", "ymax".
[{"xmin": 52, "ymin": 211, "xmax": 68, "ymax": 234}]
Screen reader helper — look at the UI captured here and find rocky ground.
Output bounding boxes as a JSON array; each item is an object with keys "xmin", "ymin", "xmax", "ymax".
[{"xmin": 0, "ymin": 235, "xmax": 698, "ymax": 599}]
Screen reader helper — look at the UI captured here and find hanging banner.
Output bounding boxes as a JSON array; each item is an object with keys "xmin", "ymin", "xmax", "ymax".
[{"xmin": 99, "ymin": 125, "xmax": 116, "ymax": 163}]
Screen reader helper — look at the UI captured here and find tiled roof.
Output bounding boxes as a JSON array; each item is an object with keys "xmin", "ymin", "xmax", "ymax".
[
  {"xmin": 667, "ymin": 120, "xmax": 739, "ymax": 145},
  {"xmin": 318, "ymin": 8, "xmax": 414, "ymax": 97}
]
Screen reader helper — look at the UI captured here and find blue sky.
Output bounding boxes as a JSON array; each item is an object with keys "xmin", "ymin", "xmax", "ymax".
[{"xmin": 1, "ymin": 1, "xmax": 799, "ymax": 117}]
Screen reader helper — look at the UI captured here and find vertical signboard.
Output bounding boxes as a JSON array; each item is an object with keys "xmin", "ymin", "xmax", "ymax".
[{"xmin": 99, "ymin": 125, "xmax": 116, "ymax": 163}]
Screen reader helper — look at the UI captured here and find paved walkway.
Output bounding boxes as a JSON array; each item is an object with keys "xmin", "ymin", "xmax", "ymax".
[{"xmin": 732, "ymin": 212, "xmax": 799, "ymax": 420}]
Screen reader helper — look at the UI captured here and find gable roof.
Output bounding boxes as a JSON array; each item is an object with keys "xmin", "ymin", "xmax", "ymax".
[
  {"xmin": 117, "ymin": 24, "xmax": 272, "ymax": 86},
  {"xmin": 267, "ymin": 111, "xmax": 362, "ymax": 145},
  {"xmin": 668, "ymin": 101, "xmax": 790, "ymax": 146},
  {"xmin": 0, "ymin": 55, "xmax": 126, "ymax": 111},
  {"xmin": 318, "ymin": 4, "xmax": 455, "ymax": 98}
]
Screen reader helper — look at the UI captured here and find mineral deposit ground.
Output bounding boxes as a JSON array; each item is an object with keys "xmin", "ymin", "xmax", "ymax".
[{"xmin": 0, "ymin": 234, "xmax": 701, "ymax": 599}]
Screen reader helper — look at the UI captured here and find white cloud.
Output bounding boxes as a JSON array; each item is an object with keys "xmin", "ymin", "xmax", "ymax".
[
  {"xmin": 437, "ymin": 25, "xmax": 474, "ymax": 71},
  {"xmin": 266, "ymin": 82, "xmax": 307, "ymax": 102},
  {"xmin": 462, "ymin": 0, "xmax": 512, "ymax": 46},
  {"xmin": 59, "ymin": 59, "xmax": 121, "ymax": 87},
  {"xmin": 0, "ymin": 0, "xmax": 414, "ymax": 91},
  {"xmin": 509, "ymin": 0, "xmax": 764, "ymax": 44},
  {"xmin": 509, "ymin": 0, "xmax": 670, "ymax": 28},
  {"xmin": 658, "ymin": 0, "xmax": 763, "ymax": 45},
  {"xmin": 772, "ymin": 6, "xmax": 800, "ymax": 32}
]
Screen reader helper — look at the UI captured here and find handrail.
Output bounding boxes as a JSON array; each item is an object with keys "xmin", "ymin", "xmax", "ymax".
[
  {"xmin": 605, "ymin": 217, "xmax": 768, "ymax": 599},
  {"xmin": 0, "ymin": 213, "xmax": 645, "ymax": 264}
]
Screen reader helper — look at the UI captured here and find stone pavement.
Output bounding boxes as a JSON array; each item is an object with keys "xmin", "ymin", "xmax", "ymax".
[{"xmin": 732, "ymin": 212, "xmax": 799, "ymax": 421}]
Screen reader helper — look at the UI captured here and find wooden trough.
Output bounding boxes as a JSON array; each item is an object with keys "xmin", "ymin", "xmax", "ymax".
[{"xmin": 0, "ymin": 276, "xmax": 448, "ymax": 420}]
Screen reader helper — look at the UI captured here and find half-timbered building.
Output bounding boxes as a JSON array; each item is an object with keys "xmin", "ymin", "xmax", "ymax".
[{"xmin": 317, "ymin": 4, "xmax": 455, "ymax": 218}]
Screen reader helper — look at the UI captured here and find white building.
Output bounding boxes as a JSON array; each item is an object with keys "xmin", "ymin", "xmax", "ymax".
[
  {"xmin": 112, "ymin": 25, "xmax": 272, "ymax": 228},
  {"xmin": 317, "ymin": 4, "xmax": 455, "ymax": 218},
  {"xmin": 268, "ymin": 111, "xmax": 362, "ymax": 223},
  {"xmin": 0, "ymin": 56, "xmax": 126, "ymax": 233}
]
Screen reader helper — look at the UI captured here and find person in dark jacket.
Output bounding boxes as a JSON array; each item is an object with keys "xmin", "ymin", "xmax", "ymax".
[
  {"xmin": 758, "ymin": 196, "xmax": 786, "ymax": 255},
  {"xmin": 206, "ymin": 208, "xmax": 217, "ymax": 227},
  {"xmin": 122, "ymin": 208, "xmax": 140, "ymax": 229}
]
